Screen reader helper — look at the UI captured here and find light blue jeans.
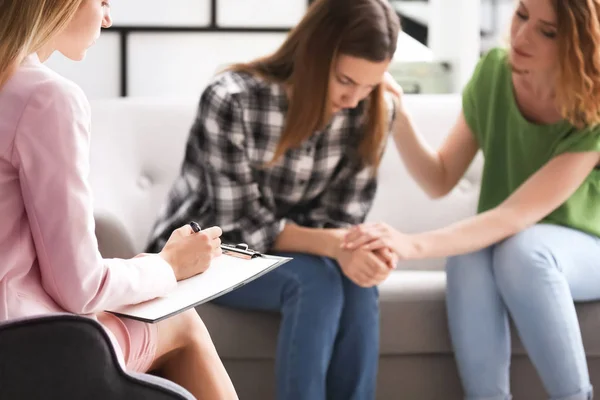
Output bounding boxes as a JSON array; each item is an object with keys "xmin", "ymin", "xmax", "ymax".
[{"xmin": 446, "ymin": 224, "xmax": 600, "ymax": 400}]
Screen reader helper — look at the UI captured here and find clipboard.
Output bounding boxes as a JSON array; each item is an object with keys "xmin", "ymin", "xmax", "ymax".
[{"xmin": 107, "ymin": 251, "xmax": 292, "ymax": 324}]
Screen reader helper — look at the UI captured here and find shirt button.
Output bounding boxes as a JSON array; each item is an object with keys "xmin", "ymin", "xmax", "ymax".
[
  {"xmin": 299, "ymin": 179, "xmax": 307, "ymax": 185},
  {"xmin": 137, "ymin": 175, "xmax": 153, "ymax": 189}
]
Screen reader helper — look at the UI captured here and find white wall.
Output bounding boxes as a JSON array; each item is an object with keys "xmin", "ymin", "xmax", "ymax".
[
  {"xmin": 428, "ymin": 0, "xmax": 481, "ymax": 92},
  {"xmin": 481, "ymin": 0, "xmax": 516, "ymax": 52},
  {"xmin": 109, "ymin": 0, "xmax": 211, "ymax": 26},
  {"xmin": 45, "ymin": 0, "xmax": 306, "ymax": 99},
  {"xmin": 45, "ymin": 32, "xmax": 122, "ymax": 98},
  {"xmin": 127, "ymin": 33, "xmax": 288, "ymax": 98},
  {"xmin": 392, "ymin": 0, "xmax": 517, "ymax": 91},
  {"xmin": 45, "ymin": 0, "xmax": 433, "ymax": 99}
]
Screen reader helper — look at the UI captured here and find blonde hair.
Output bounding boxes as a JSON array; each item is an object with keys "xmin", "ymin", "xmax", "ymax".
[
  {"xmin": 0, "ymin": 0, "xmax": 84, "ymax": 88},
  {"xmin": 228, "ymin": 0, "xmax": 401, "ymax": 168},
  {"xmin": 552, "ymin": 0, "xmax": 600, "ymax": 128}
]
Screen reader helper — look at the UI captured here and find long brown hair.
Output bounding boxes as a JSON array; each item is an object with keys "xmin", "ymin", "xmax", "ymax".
[
  {"xmin": 0, "ymin": 0, "xmax": 83, "ymax": 89},
  {"xmin": 552, "ymin": 0, "xmax": 600, "ymax": 128},
  {"xmin": 228, "ymin": 0, "xmax": 401, "ymax": 168}
]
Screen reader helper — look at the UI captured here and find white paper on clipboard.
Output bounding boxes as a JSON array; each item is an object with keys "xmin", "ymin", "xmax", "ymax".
[{"xmin": 107, "ymin": 254, "xmax": 291, "ymax": 323}]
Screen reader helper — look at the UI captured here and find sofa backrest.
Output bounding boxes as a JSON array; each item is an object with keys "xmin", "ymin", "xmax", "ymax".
[{"xmin": 89, "ymin": 94, "xmax": 482, "ymax": 270}]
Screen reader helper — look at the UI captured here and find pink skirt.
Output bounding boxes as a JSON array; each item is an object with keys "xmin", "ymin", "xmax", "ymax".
[{"xmin": 97, "ymin": 312, "xmax": 158, "ymax": 373}]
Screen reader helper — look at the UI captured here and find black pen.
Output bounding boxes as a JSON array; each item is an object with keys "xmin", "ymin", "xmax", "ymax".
[
  {"xmin": 188, "ymin": 221, "xmax": 262, "ymax": 260},
  {"xmin": 189, "ymin": 221, "xmax": 201, "ymax": 233}
]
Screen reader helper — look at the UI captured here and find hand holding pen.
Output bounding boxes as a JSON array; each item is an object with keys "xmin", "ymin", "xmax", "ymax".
[
  {"xmin": 158, "ymin": 222, "xmax": 222, "ymax": 281},
  {"xmin": 190, "ymin": 221, "xmax": 263, "ymax": 260}
]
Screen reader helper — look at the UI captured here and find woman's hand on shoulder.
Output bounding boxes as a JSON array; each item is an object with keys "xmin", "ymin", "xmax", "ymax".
[
  {"xmin": 382, "ymin": 72, "xmax": 406, "ymax": 115},
  {"xmin": 159, "ymin": 225, "xmax": 223, "ymax": 281}
]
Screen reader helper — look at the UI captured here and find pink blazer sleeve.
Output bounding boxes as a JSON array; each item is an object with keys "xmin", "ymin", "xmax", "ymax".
[{"xmin": 12, "ymin": 78, "xmax": 177, "ymax": 315}]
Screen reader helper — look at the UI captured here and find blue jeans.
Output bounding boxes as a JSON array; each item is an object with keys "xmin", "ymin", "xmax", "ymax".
[
  {"xmin": 211, "ymin": 252, "xmax": 380, "ymax": 400},
  {"xmin": 446, "ymin": 224, "xmax": 600, "ymax": 400}
]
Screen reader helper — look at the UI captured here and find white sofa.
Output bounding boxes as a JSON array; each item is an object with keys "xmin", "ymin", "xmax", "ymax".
[{"xmin": 89, "ymin": 94, "xmax": 600, "ymax": 400}]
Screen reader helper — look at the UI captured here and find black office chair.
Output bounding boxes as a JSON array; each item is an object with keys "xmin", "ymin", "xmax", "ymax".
[{"xmin": 0, "ymin": 314, "xmax": 195, "ymax": 399}]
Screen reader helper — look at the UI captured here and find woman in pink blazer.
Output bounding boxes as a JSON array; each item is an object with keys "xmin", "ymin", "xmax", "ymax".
[{"xmin": 0, "ymin": 1, "xmax": 237, "ymax": 398}]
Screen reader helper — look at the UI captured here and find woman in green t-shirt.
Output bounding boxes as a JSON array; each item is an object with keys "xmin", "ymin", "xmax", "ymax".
[{"xmin": 345, "ymin": 0, "xmax": 600, "ymax": 399}]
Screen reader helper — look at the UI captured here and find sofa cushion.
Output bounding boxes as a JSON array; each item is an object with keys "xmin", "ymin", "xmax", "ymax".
[{"xmin": 198, "ymin": 270, "xmax": 600, "ymax": 359}]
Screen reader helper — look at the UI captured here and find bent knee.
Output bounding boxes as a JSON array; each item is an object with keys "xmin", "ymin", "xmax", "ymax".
[
  {"xmin": 282, "ymin": 253, "xmax": 344, "ymax": 291},
  {"xmin": 445, "ymin": 248, "xmax": 493, "ymax": 286},
  {"xmin": 159, "ymin": 309, "xmax": 210, "ymax": 352},
  {"xmin": 493, "ymin": 226, "xmax": 561, "ymax": 291},
  {"xmin": 278, "ymin": 254, "xmax": 345, "ymax": 315},
  {"xmin": 152, "ymin": 309, "xmax": 210, "ymax": 368},
  {"xmin": 343, "ymin": 285, "xmax": 379, "ymax": 319}
]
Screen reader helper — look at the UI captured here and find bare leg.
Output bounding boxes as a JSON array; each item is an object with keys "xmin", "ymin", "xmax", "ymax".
[{"xmin": 149, "ymin": 309, "xmax": 238, "ymax": 400}]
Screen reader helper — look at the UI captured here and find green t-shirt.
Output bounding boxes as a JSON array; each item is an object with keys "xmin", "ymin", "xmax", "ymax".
[{"xmin": 462, "ymin": 47, "xmax": 600, "ymax": 237}]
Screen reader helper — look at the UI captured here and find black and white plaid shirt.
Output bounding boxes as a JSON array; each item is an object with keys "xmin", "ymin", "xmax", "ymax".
[{"xmin": 146, "ymin": 71, "xmax": 395, "ymax": 254}]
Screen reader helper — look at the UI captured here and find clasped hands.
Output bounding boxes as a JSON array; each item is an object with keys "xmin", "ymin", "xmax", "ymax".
[{"xmin": 336, "ymin": 223, "xmax": 416, "ymax": 288}]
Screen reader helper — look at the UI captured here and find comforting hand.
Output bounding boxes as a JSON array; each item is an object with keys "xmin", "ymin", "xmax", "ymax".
[
  {"xmin": 159, "ymin": 225, "xmax": 223, "ymax": 281},
  {"xmin": 342, "ymin": 223, "xmax": 418, "ymax": 261},
  {"xmin": 375, "ymin": 247, "xmax": 399, "ymax": 269},
  {"xmin": 336, "ymin": 246, "xmax": 395, "ymax": 288},
  {"xmin": 382, "ymin": 72, "xmax": 405, "ymax": 112}
]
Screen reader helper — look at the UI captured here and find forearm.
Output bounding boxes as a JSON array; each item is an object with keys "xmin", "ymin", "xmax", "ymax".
[
  {"xmin": 411, "ymin": 207, "xmax": 525, "ymax": 259},
  {"xmin": 273, "ymin": 223, "xmax": 346, "ymax": 259},
  {"xmin": 393, "ymin": 111, "xmax": 448, "ymax": 198}
]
